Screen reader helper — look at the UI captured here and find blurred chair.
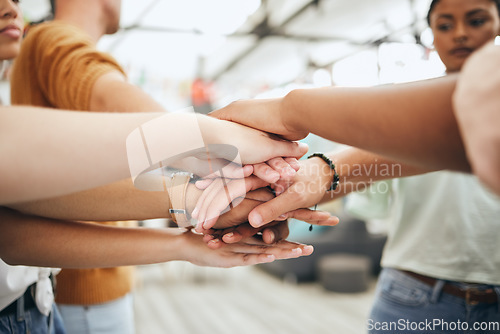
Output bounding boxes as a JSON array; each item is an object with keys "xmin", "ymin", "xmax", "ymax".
[{"xmin": 257, "ymin": 214, "xmax": 386, "ymax": 282}]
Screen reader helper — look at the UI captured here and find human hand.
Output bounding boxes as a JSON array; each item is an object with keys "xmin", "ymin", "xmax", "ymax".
[
  {"xmin": 246, "ymin": 157, "xmax": 340, "ymax": 228},
  {"xmin": 252, "ymin": 157, "xmax": 300, "ymax": 184},
  {"xmin": 209, "ymin": 98, "xmax": 309, "ymax": 141},
  {"xmin": 195, "ymin": 156, "xmax": 299, "ymax": 191},
  {"xmin": 198, "ymin": 114, "xmax": 308, "ymax": 165},
  {"xmin": 178, "ymin": 230, "xmax": 314, "ymax": 268},
  {"xmin": 201, "ymin": 220, "xmax": 290, "ymax": 250},
  {"xmin": 192, "ymin": 177, "xmax": 336, "ymax": 231}
]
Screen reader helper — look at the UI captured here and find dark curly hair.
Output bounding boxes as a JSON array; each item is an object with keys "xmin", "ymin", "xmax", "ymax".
[{"xmin": 427, "ymin": 0, "xmax": 500, "ymax": 25}]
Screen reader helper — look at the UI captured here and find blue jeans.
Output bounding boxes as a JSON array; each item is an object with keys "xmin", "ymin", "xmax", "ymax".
[
  {"xmin": 57, "ymin": 293, "xmax": 134, "ymax": 334},
  {"xmin": 0, "ymin": 303, "xmax": 66, "ymax": 334},
  {"xmin": 368, "ymin": 268, "xmax": 500, "ymax": 334}
]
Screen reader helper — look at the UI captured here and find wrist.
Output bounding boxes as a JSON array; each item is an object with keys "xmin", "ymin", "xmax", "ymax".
[
  {"xmin": 165, "ymin": 172, "xmax": 194, "ymax": 227},
  {"xmin": 307, "ymin": 153, "xmax": 340, "ymax": 192},
  {"xmin": 185, "ymin": 183, "xmax": 203, "ymax": 217},
  {"xmin": 283, "ymin": 90, "xmax": 306, "ymax": 134},
  {"xmin": 163, "ymin": 229, "xmax": 193, "ymax": 262},
  {"xmin": 196, "ymin": 114, "xmax": 225, "ymax": 146}
]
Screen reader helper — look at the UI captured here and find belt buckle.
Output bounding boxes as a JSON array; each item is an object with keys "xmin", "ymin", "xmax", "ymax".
[{"xmin": 465, "ymin": 287, "xmax": 480, "ymax": 305}]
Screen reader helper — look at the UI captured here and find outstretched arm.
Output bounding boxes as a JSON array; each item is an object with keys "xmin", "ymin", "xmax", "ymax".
[
  {"xmin": 0, "ymin": 107, "xmax": 307, "ymax": 205},
  {"xmin": 205, "ymin": 147, "xmax": 428, "ymax": 230},
  {"xmin": 0, "ymin": 107, "xmax": 158, "ymax": 204},
  {"xmin": 211, "ymin": 75, "xmax": 469, "ymax": 173},
  {"xmin": 0, "ymin": 206, "xmax": 313, "ymax": 269}
]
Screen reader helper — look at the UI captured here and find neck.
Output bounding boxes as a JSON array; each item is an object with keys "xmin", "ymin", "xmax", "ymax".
[{"xmin": 54, "ymin": 1, "xmax": 106, "ymax": 43}]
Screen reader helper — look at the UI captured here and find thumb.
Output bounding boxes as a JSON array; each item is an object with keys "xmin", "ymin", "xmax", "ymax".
[
  {"xmin": 248, "ymin": 191, "xmax": 300, "ymax": 228},
  {"xmin": 271, "ymin": 141, "xmax": 308, "ymax": 160}
]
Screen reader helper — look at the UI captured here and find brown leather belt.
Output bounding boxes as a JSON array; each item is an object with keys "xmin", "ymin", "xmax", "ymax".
[{"xmin": 402, "ymin": 270, "xmax": 498, "ymax": 305}]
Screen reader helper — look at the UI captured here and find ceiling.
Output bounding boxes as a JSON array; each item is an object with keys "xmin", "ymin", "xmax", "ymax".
[{"xmin": 20, "ymin": 0, "xmax": 434, "ymax": 106}]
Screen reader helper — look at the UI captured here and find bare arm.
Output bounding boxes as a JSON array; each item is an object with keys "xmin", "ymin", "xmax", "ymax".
[
  {"xmin": 212, "ymin": 75, "xmax": 469, "ymax": 173},
  {"xmin": 0, "ymin": 207, "xmax": 312, "ymax": 269},
  {"xmin": 10, "ymin": 178, "xmax": 173, "ymax": 221},
  {"xmin": 90, "ymin": 71, "xmax": 166, "ymax": 113},
  {"xmin": 318, "ymin": 148, "xmax": 429, "ymax": 203},
  {"xmin": 0, "ymin": 107, "xmax": 306, "ymax": 205},
  {"xmin": 0, "ymin": 107, "xmax": 159, "ymax": 204},
  {"xmin": 233, "ymin": 147, "xmax": 430, "ymax": 228}
]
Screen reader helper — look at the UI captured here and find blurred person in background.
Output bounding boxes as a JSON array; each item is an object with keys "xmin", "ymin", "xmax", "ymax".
[
  {"xmin": 358, "ymin": 1, "xmax": 500, "ymax": 332},
  {"xmin": 209, "ymin": 1, "xmax": 500, "ymax": 333}
]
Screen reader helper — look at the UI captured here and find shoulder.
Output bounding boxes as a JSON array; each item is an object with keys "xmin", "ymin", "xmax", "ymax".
[
  {"xmin": 23, "ymin": 21, "xmax": 94, "ymax": 54},
  {"xmin": 26, "ymin": 21, "xmax": 91, "ymax": 41}
]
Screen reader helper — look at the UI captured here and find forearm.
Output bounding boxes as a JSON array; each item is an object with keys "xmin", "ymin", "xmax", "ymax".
[
  {"xmin": 284, "ymin": 75, "xmax": 469, "ymax": 172},
  {"xmin": 0, "ymin": 108, "xmax": 242, "ymax": 205},
  {"xmin": 0, "ymin": 106, "xmax": 161, "ymax": 204},
  {"xmin": 0, "ymin": 207, "xmax": 187, "ymax": 268},
  {"xmin": 90, "ymin": 71, "xmax": 167, "ymax": 113},
  {"xmin": 11, "ymin": 179, "xmax": 204, "ymax": 222},
  {"xmin": 10, "ymin": 178, "xmax": 169, "ymax": 221},
  {"xmin": 320, "ymin": 148, "xmax": 430, "ymax": 203}
]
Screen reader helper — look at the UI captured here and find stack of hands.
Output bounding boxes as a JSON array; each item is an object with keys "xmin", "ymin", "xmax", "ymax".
[{"xmin": 165, "ymin": 102, "xmax": 340, "ymax": 264}]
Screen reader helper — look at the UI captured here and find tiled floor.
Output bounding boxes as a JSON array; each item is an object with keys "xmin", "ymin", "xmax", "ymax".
[{"xmin": 133, "ymin": 262, "xmax": 376, "ymax": 334}]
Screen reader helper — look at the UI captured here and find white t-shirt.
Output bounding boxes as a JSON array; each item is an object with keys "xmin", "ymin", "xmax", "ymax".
[
  {"xmin": 0, "ymin": 260, "xmax": 60, "ymax": 316},
  {"xmin": 347, "ymin": 171, "xmax": 500, "ymax": 285}
]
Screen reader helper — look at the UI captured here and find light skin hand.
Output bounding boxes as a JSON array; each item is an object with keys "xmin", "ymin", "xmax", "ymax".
[
  {"xmin": 252, "ymin": 157, "xmax": 300, "ymax": 184},
  {"xmin": 191, "ymin": 176, "xmax": 337, "ymax": 231},
  {"xmin": 171, "ymin": 158, "xmax": 254, "ymax": 180},
  {"xmin": 199, "ymin": 114, "xmax": 309, "ymax": 164},
  {"xmin": 187, "ymin": 182, "xmax": 290, "ymax": 246},
  {"xmin": 192, "ymin": 176, "xmax": 270, "ymax": 229},
  {"xmin": 192, "ymin": 156, "xmax": 301, "ymax": 220}
]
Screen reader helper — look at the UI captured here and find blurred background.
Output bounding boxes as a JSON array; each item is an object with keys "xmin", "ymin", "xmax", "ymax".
[
  {"xmin": 16, "ymin": 0, "xmax": 449, "ymax": 112},
  {"xmin": 8, "ymin": 1, "xmax": 482, "ymax": 333}
]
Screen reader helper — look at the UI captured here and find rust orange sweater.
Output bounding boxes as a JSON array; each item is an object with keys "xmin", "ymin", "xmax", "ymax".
[{"xmin": 11, "ymin": 21, "xmax": 135, "ymax": 305}]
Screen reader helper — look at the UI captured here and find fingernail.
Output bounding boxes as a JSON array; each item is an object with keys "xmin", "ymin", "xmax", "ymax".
[
  {"xmin": 266, "ymin": 170, "xmax": 280, "ymax": 182},
  {"xmin": 268, "ymin": 233, "xmax": 275, "ymax": 243},
  {"xmin": 291, "ymin": 248, "xmax": 302, "ymax": 256},
  {"xmin": 191, "ymin": 207, "xmax": 199, "ymax": 218},
  {"xmin": 225, "ymin": 232, "xmax": 234, "ymax": 239},
  {"xmin": 252, "ymin": 213, "xmax": 263, "ymax": 227},
  {"xmin": 208, "ymin": 239, "xmax": 219, "ymax": 245},
  {"xmin": 278, "ymin": 214, "xmax": 287, "ymax": 220},
  {"xmin": 304, "ymin": 245, "xmax": 314, "ymax": 254},
  {"xmin": 289, "ymin": 160, "xmax": 300, "ymax": 171},
  {"xmin": 264, "ymin": 255, "xmax": 275, "ymax": 262},
  {"xmin": 284, "ymin": 167, "xmax": 296, "ymax": 176},
  {"xmin": 298, "ymin": 142, "xmax": 308, "ymax": 150}
]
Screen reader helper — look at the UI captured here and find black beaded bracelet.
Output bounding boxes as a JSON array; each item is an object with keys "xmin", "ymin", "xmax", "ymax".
[{"xmin": 307, "ymin": 153, "xmax": 340, "ymax": 191}]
